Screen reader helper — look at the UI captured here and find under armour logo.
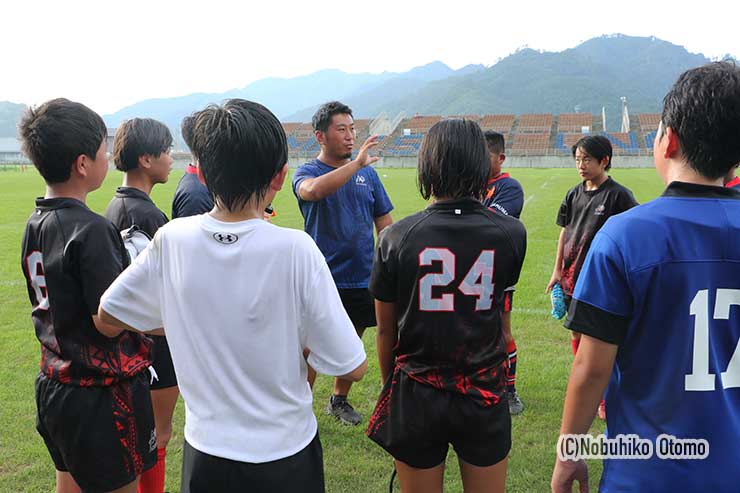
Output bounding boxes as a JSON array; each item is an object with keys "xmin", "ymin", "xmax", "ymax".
[{"xmin": 213, "ymin": 232, "xmax": 238, "ymax": 244}]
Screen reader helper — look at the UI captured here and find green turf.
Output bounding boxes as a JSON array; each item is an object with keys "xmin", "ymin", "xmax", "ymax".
[{"xmin": 0, "ymin": 165, "xmax": 665, "ymax": 492}]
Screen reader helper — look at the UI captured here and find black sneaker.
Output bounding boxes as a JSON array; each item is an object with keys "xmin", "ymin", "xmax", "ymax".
[
  {"xmin": 325, "ymin": 395, "xmax": 362, "ymax": 425},
  {"xmin": 508, "ymin": 390, "xmax": 524, "ymax": 415}
]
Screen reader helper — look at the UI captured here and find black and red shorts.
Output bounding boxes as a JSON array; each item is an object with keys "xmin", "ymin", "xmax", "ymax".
[
  {"xmin": 35, "ymin": 371, "xmax": 157, "ymax": 492},
  {"xmin": 149, "ymin": 334, "xmax": 177, "ymax": 390},
  {"xmin": 366, "ymin": 368, "xmax": 511, "ymax": 469}
]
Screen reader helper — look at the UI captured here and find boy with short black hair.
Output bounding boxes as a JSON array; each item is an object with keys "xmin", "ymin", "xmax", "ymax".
[
  {"xmin": 483, "ymin": 130, "xmax": 526, "ymax": 415},
  {"xmin": 19, "ymin": 98, "xmax": 156, "ymax": 493},
  {"xmin": 368, "ymin": 119, "xmax": 526, "ymax": 492},
  {"xmin": 552, "ymin": 61, "xmax": 740, "ymax": 493},
  {"xmin": 105, "ymin": 117, "xmax": 175, "ymax": 493},
  {"xmin": 100, "ymin": 99, "xmax": 367, "ymax": 493}
]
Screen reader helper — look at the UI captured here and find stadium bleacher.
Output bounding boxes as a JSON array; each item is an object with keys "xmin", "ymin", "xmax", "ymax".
[
  {"xmin": 518, "ymin": 114, "xmax": 553, "ymax": 133},
  {"xmin": 283, "ymin": 113, "xmax": 660, "ymax": 157},
  {"xmin": 511, "ymin": 133, "xmax": 550, "ymax": 152},
  {"xmin": 557, "ymin": 113, "xmax": 592, "ymax": 133}
]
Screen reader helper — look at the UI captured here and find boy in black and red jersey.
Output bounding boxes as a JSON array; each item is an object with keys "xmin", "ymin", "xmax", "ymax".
[
  {"xmin": 482, "ymin": 130, "xmax": 526, "ymax": 416},
  {"xmin": 105, "ymin": 118, "xmax": 174, "ymax": 493},
  {"xmin": 19, "ymin": 99, "xmax": 156, "ymax": 493},
  {"xmin": 367, "ymin": 119, "xmax": 526, "ymax": 492},
  {"xmin": 545, "ymin": 135, "xmax": 637, "ymax": 420}
]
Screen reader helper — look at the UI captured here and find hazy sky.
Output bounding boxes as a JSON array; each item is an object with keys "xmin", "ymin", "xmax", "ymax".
[{"xmin": 2, "ymin": 0, "xmax": 737, "ymax": 115}]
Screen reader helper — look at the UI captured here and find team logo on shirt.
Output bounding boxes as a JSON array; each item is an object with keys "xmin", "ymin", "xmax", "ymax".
[
  {"xmin": 213, "ymin": 232, "xmax": 238, "ymax": 244},
  {"xmin": 355, "ymin": 175, "xmax": 367, "ymax": 186},
  {"xmin": 594, "ymin": 204, "xmax": 606, "ymax": 216}
]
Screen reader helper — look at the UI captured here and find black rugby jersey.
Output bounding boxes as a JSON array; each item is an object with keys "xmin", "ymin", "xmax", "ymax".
[
  {"xmin": 105, "ymin": 187, "xmax": 168, "ymax": 238},
  {"xmin": 556, "ymin": 177, "xmax": 637, "ymax": 296},
  {"xmin": 20, "ymin": 197, "xmax": 152, "ymax": 386},
  {"xmin": 370, "ymin": 197, "xmax": 527, "ymax": 406}
]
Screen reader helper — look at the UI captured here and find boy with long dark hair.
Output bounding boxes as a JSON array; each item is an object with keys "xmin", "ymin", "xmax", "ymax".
[{"xmin": 368, "ymin": 119, "xmax": 526, "ymax": 493}]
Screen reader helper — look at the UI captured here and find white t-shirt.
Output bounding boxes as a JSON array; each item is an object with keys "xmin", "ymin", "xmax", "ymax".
[{"xmin": 101, "ymin": 214, "xmax": 366, "ymax": 463}]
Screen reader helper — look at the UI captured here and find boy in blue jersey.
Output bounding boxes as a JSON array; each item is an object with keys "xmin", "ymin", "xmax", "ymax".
[
  {"xmin": 293, "ymin": 101, "xmax": 394, "ymax": 425},
  {"xmin": 172, "ymin": 115, "xmax": 214, "ymax": 219},
  {"xmin": 483, "ymin": 131, "xmax": 526, "ymax": 415},
  {"xmin": 552, "ymin": 61, "xmax": 740, "ymax": 493}
]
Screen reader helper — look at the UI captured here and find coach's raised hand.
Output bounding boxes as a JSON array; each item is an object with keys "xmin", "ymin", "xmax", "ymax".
[{"xmin": 353, "ymin": 135, "xmax": 380, "ymax": 168}]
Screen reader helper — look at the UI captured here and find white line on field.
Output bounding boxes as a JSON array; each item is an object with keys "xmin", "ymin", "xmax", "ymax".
[
  {"xmin": 523, "ymin": 194, "xmax": 536, "ymax": 207},
  {"xmin": 0, "ymin": 280, "xmax": 24, "ymax": 287},
  {"xmin": 514, "ymin": 308, "xmax": 553, "ymax": 316}
]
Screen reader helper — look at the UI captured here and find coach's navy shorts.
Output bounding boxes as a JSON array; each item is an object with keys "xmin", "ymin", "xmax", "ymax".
[
  {"xmin": 181, "ymin": 433, "xmax": 325, "ymax": 493},
  {"xmin": 35, "ymin": 371, "xmax": 156, "ymax": 492},
  {"xmin": 366, "ymin": 368, "xmax": 511, "ymax": 469},
  {"xmin": 149, "ymin": 334, "xmax": 177, "ymax": 390},
  {"xmin": 338, "ymin": 288, "xmax": 376, "ymax": 328}
]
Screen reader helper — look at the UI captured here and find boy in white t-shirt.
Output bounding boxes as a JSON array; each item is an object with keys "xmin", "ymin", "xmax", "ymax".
[{"xmin": 99, "ymin": 99, "xmax": 368, "ymax": 493}]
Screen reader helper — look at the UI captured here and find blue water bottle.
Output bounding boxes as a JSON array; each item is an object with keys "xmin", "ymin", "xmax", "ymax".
[{"xmin": 551, "ymin": 283, "xmax": 567, "ymax": 320}]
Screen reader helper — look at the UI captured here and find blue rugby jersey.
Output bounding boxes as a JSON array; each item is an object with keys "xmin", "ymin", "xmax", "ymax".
[
  {"xmin": 483, "ymin": 173, "xmax": 524, "ymax": 218},
  {"xmin": 292, "ymin": 159, "xmax": 393, "ymax": 288},
  {"xmin": 565, "ymin": 181, "xmax": 740, "ymax": 492}
]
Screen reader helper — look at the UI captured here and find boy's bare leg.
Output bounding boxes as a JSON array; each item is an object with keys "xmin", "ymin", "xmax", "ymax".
[
  {"xmin": 395, "ymin": 460, "xmax": 445, "ymax": 493},
  {"xmin": 56, "ymin": 471, "xmax": 80, "ymax": 493},
  {"xmin": 458, "ymin": 456, "xmax": 508, "ymax": 493}
]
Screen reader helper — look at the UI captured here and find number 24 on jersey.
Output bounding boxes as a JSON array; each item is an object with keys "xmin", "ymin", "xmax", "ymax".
[{"xmin": 418, "ymin": 248, "xmax": 495, "ymax": 312}]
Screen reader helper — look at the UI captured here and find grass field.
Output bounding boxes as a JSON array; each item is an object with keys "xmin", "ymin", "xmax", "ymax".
[{"xmin": 0, "ymin": 165, "xmax": 665, "ymax": 492}]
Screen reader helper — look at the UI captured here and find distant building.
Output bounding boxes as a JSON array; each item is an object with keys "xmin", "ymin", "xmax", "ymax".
[{"xmin": 0, "ymin": 138, "xmax": 27, "ymax": 163}]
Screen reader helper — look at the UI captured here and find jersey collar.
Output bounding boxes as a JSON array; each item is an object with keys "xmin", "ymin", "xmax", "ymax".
[
  {"xmin": 487, "ymin": 172, "xmax": 510, "ymax": 185},
  {"xmin": 186, "ymin": 164, "xmax": 198, "ymax": 175},
  {"xmin": 662, "ymin": 181, "xmax": 740, "ymax": 199},
  {"xmin": 725, "ymin": 176, "xmax": 740, "ymax": 189},
  {"xmin": 115, "ymin": 186, "xmax": 154, "ymax": 203},
  {"xmin": 34, "ymin": 197, "xmax": 87, "ymax": 210},
  {"xmin": 427, "ymin": 197, "xmax": 484, "ymax": 210}
]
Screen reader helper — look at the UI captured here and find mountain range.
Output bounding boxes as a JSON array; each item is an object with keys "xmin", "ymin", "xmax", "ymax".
[{"xmin": 0, "ymin": 34, "xmax": 730, "ymax": 141}]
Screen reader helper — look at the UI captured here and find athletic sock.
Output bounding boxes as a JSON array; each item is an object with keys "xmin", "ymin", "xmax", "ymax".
[
  {"xmin": 505, "ymin": 339, "xmax": 517, "ymax": 393},
  {"xmin": 138, "ymin": 447, "xmax": 166, "ymax": 493},
  {"xmin": 571, "ymin": 338, "xmax": 580, "ymax": 356}
]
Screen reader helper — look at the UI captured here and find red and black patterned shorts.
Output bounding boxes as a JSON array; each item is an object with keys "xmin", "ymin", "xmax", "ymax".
[
  {"xmin": 366, "ymin": 368, "xmax": 511, "ymax": 469},
  {"xmin": 35, "ymin": 370, "xmax": 156, "ymax": 492}
]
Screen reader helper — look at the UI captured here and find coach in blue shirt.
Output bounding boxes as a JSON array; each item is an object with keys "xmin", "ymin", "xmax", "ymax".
[
  {"xmin": 293, "ymin": 101, "xmax": 393, "ymax": 426},
  {"xmin": 551, "ymin": 62, "xmax": 740, "ymax": 492}
]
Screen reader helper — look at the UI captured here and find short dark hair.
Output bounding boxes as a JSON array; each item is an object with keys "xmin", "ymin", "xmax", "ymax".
[
  {"xmin": 191, "ymin": 99, "xmax": 287, "ymax": 212},
  {"xmin": 484, "ymin": 130, "xmax": 505, "ymax": 154},
  {"xmin": 18, "ymin": 98, "xmax": 107, "ymax": 184},
  {"xmin": 572, "ymin": 135, "xmax": 613, "ymax": 171},
  {"xmin": 181, "ymin": 114, "xmax": 196, "ymax": 153},
  {"xmin": 418, "ymin": 119, "xmax": 490, "ymax": 200},
  {"xmin": 312, "ymin": 101, "xmax": 353, "ymax": 133},
  {"xmin": 113, "ymin": 118, "xmax": 173, "ymax": 172},
  {"xmin": 660, "ymin": 61, "xmax": 740, "ymax": 179}
]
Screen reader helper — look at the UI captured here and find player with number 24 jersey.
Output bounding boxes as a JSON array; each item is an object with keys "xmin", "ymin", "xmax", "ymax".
[{"xmin": 370, "ymin": 198, "xmax": 527, "ymax": 403}]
